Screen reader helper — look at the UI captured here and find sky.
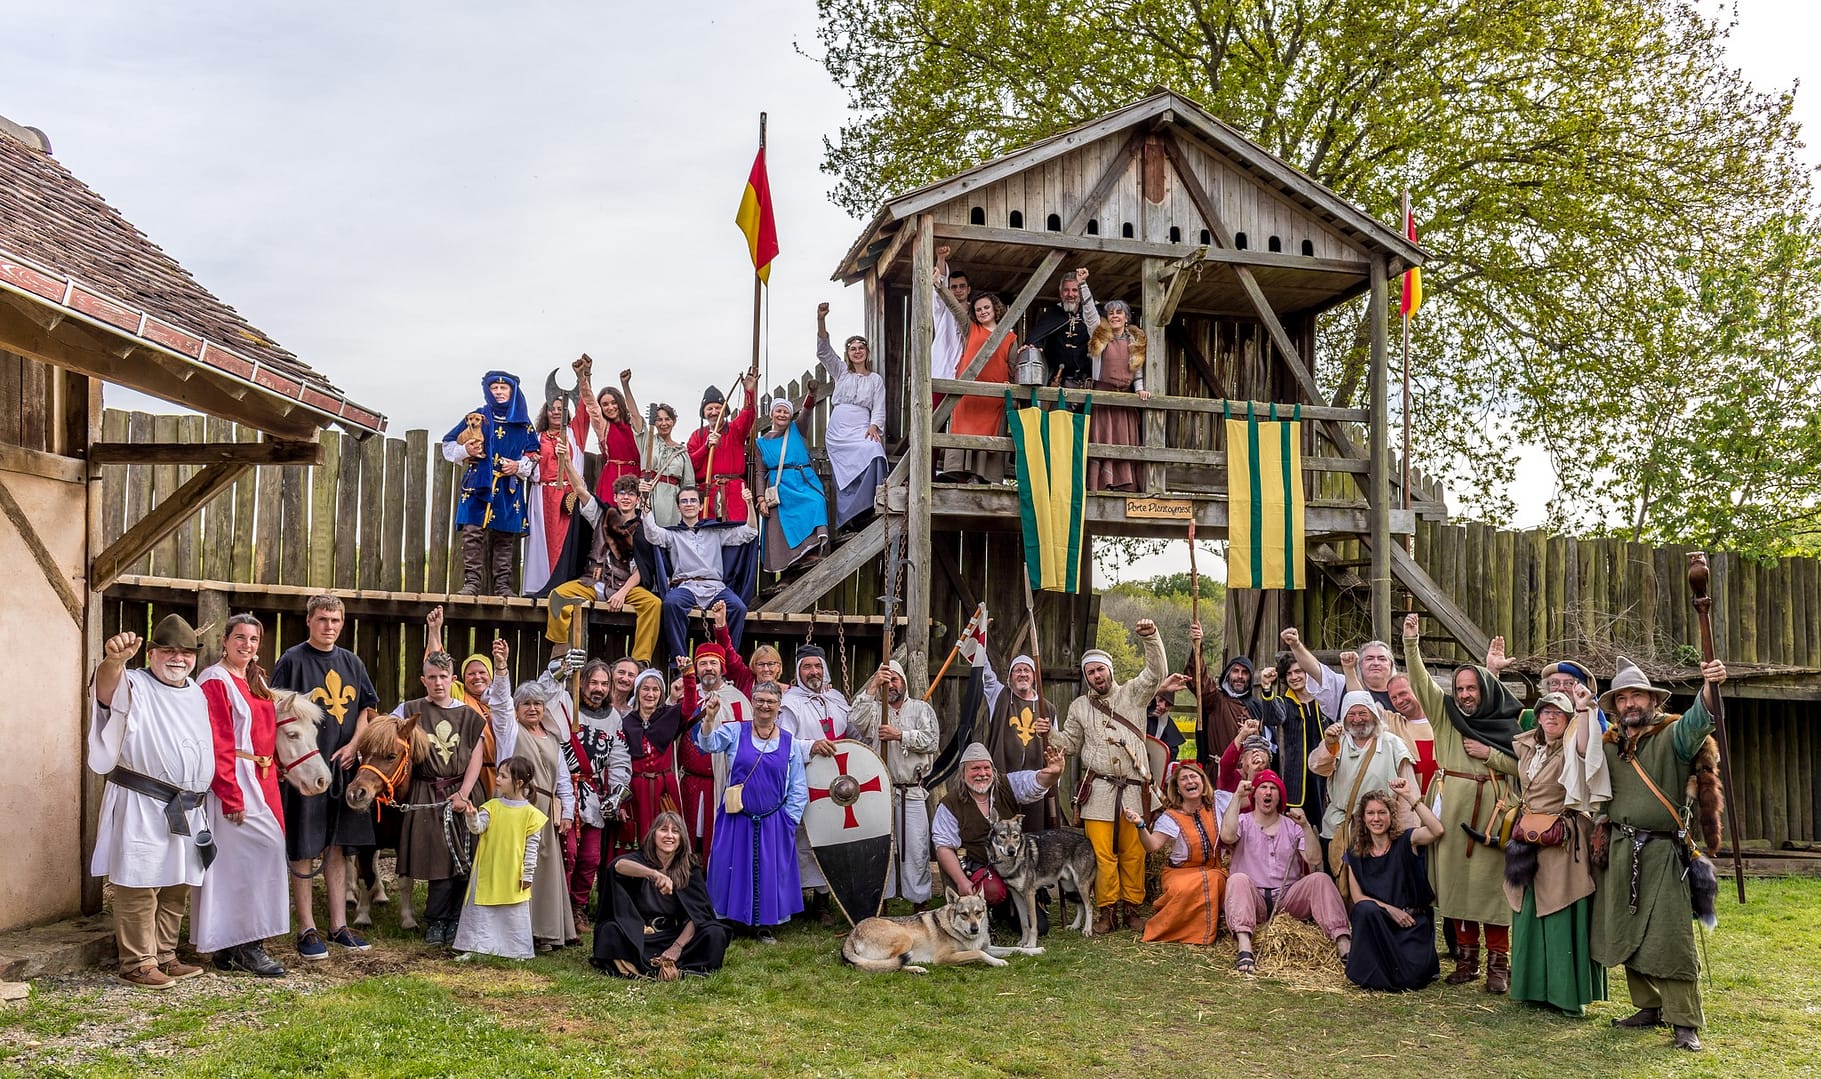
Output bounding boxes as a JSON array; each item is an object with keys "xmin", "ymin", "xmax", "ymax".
[{"xmin": 4, "ymin": 0, "xmax": 1815, "ymax": 584}]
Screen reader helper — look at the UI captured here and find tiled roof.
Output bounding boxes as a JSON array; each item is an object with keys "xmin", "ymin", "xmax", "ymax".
[{"xmin": 0, "ymin": 119, "xmax": 384, "ymax": 433}]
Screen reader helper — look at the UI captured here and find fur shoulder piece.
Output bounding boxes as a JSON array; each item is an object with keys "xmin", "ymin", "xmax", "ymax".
[
  {"xmin": 1087, "ymin": 321, "xmax": 1147, "ymax": 364},
  {"xmin": 1689, "ymin": 735, "xmax": 1723, "ymax": 854}
]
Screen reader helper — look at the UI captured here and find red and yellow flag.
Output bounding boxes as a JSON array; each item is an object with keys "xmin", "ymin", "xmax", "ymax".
[
  {"xmin": 1400, "ymin": 207, "xmax": 1422, "ymax": 317},
  {"xmin": 735, "ymin": 147, "xmax": 779, "ymax": 283}
]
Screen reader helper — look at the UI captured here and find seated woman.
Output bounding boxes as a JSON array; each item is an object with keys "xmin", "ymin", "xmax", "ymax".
[
  {"xmin": 1127, "ymin": 762, "xmax": 1225, "ymax": 945},
  {"xmin": 1220, "ymin": 769, "xmax": 1349, "ymax": 974},
  {"xmin": 593, "ymin": 811, "xmax": 728, "ymax": 979},
  {"xmin": 756, "ymin": 396, "xmax": 831, "ymax": 573},
  {"xmin": 1343, "ymin": 778, "xmax": 1445, "ymax": 991}
]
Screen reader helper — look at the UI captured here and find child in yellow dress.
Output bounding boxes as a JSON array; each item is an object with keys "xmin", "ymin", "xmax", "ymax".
[{"xmin": 453, "ymin": 757, "xmax": 547, "ymax": 960}]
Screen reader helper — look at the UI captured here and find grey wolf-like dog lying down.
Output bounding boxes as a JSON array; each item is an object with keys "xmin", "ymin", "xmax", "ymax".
[{"xmin": 841, "ymin": 890, "xmax": 1044, "ymax": 974}]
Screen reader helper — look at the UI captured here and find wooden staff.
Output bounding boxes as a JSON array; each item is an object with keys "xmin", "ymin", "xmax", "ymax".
[
  {"xmin": 1019, "ymin": 568, "xmax": 1062, "ymax": 828},
  {"xmin": 1188, "ymin": 519, "xmax": 1204, "ymax": 739},
  {"xmin": 1687, "ymin": 552, "xmax": 1746, "ymax": 903}
]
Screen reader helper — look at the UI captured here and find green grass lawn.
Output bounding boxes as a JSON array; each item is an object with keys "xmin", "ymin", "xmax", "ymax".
[{"xmin": 2, "ymin": 877, "xmax": 1816, "ymax": 1078}]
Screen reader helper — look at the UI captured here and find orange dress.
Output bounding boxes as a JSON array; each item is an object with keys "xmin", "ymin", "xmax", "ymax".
[
  {"xmin": 1142, "ymin": 806, "xmax": 1228, "ymax": 945},
  {"xmin": 950, "ymin": 323, "xmax": 1015, "ymax": 436}
]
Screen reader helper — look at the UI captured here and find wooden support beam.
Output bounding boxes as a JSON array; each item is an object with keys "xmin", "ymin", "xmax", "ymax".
[
  {"xmin": 87, "ymin": 439, "xmax": 322, "ymax": 466},
  {"xmin": 1167, "ymin": 323, "xmax": 1224, "ymax": 398},
  {"xmin": 906, "ymin": 213, "xmax": 937, "ymax": 686},
  {"xmin": 0, "ymin": 295, "xmax": 323, "ymax": 442},
  {"xmin": 757, "ymin": 515, "xmax": 890, "ymax": 615},
  {"xmin": 928, "ymin": 222, "xmax": 1370, "ymax": 276},
  {"xmin": 1154, "ymin": 248, "xmax": 1205, "ymax": 326},
  {"xmin": 1140, "ymin": 256, "xmax": 1168, "ymax": 493},
  {"xmin": 929, "ymin": 379, "xmax": 1369, "ymax": 421},
  {"xmin": 0, "ymin": 475, "xmax": 83, "ymax": 622},
  {"xmin": 1368, "ymin": 255, "xmax": 1392, "ymax": 641},
  {"xmin": 0, "ymin": 441, "xmax": 86, "ymax": 484},
  {"xmin": 89, "ymin": 461, "xmax": 251, "ymax": 592}
]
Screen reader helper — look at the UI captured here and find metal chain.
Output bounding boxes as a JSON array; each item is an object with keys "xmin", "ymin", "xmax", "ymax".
[{"xmin": 836, "ymin": 610, "xmax": 852, "ymax": 697}]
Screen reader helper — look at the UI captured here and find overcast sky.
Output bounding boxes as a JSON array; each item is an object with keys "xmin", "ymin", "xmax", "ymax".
[{"xmin": 5, "ymin": 1, "xmax": 1815, "ymax": 582}]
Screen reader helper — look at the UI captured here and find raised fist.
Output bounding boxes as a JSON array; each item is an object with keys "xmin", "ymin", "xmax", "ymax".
[
  {"xmin": 817, "ymin": 302, "xmax": 831, "ymax": 318},
  {"xmin": 1281, "ymin": 627, "xmax": 1301, "ymax": 648},
  {"xmin": 104, "ymin": 632, "xmax": 142, "ymax": 663},
  {"xmin": 1403, "ymin": 613, "xmax": 1419, "ymax": 639},
  {"xmin": 1134, "ymin": 619, "xmax": 1157, "ymax": 638}
]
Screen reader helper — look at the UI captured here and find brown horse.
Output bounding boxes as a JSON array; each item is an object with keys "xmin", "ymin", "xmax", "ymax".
[{"xmin": 344, "ymin": 714, "xmax": 425, "ymax": 814}]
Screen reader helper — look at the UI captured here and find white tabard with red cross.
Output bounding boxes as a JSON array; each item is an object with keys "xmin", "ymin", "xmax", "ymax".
[{"xmin": 803, "ymin": 740, "xmax": 894, "ymax": 848}]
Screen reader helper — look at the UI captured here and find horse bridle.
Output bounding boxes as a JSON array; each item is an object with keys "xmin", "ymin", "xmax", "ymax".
[
  {"xmin": 272, "ymin": 711, "xmax": 323, "ymax": 780},
  {"xmin": 355, "ymin": 737, "xmax": 412, "ymax": 807}
]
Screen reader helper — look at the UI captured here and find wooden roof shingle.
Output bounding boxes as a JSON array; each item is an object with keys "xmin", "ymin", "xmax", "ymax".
[{"xmin": 0, "ymin": 117, "xmax": 384, "ymax": 434}]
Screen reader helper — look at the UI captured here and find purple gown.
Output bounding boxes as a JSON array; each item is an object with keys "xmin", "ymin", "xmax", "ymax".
[{"xmin": 706, "ymin": 725, "xmax": 804, "ymax": 926}]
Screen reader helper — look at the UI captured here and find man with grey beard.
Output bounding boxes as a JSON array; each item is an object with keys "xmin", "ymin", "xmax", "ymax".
[
  {"xmin": 932, "ymin": 743, "xmax": 1066, "ymax": 904},
  {"xmin": 1024, "ymin": 268, "xmax": 1100, "ymax": 387},
  {"xmin": 1587, "ymin": 655, "xmax": 1727, "ymax": 1053},
  {"xmin": 779, "ymin": 645, "xmax": 853, "ymax": 924},
  {"xmin": 89, "ymin": 616, "xmax": 215, "ymax": 990},
  {"xmin": 850, "ymin": 660, "xmax": 939, "ymax": 906}
]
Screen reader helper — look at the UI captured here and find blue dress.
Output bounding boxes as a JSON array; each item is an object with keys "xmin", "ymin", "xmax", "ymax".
[
  {"xmin": 697, "ymin": 721, "xmax": 807, "ymax": 927},
  {"xmin": 757, "ymin": 420, "xmax": 828, "ymax": 551},
  {"xmin": 447, "ymin": 370, "xmax": 541, "ymax": 533}
]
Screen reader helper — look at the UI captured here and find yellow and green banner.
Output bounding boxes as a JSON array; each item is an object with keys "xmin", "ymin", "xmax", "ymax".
[
  {"xmin": 1225, "ymin": 402, "xmax": 1305, "ymax": 590},
  {"xmin": 1006, "ymin": 390, "xmax": 1088, "ymax": 592}
]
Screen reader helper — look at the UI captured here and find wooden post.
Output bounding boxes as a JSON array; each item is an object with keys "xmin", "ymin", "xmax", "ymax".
[
  {"xmin": 907, "ymin": 214, "xmax": 936, "ymax": 689},
  {"xmin": 1367, "ymin": 255, "xmax": 1392, "ymax": 642},
  {"xmin": 79, "ymin": 377, "xmax": 105, "ymax": 914},
  {"xmin": 196, "ymin": 587, "xmax": 230, "ymax": 669},
  {"xmin": 1140, "ymin": 257, "xmax": 1167, "ymax": 494}
]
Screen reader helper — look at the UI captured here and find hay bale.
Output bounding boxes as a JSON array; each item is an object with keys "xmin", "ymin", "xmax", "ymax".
[{"xmin": 1252, "ymin": 913, "xmax": 1343, "ymax": 983}]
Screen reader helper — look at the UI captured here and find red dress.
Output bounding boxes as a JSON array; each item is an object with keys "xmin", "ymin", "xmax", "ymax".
[
  {"xmin": 594, "ymin": 418, "xmax": 642, "ymax": 502},
  {"xmin": 534, "ymin": 409, "xmax": 593, "ymax": 568},
  {"xmin": 950, "ymin": 323, "xmax": 1014, "ymax": 436},
  {"xmin": 686, "ymin": 388, "xmax": 757, "ymax": 524},
  {"xmin": 202, "ymin": 674, "xmax": 283, "ymax": 828}
]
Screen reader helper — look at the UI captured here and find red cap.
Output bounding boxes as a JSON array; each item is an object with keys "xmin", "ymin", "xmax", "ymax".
[
  {"xmin": 693, "ymin": 643, "xmax": 727, "ymax": 664},
  {"xmin": 1251, "ymin": 769, "xmax": 1287, "ymax": 804}
]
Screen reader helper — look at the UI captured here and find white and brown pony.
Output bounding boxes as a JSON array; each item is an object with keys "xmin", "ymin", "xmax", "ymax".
[
  {"xmin": 341, "ymin": 714, "xmax": 424, "ymax": 927},
  {"xmin": 269, "ymin": 689, "xmax": 333, "ymax": 796}
]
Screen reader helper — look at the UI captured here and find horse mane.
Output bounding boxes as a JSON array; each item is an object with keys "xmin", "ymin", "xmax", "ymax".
[
  {"xmin": 270, "ymin": 689, "xmax": 324, "ymax": 728},
  {"xmin": 353, "ymin": 714, "xmax": 414, "ymax": 759}
]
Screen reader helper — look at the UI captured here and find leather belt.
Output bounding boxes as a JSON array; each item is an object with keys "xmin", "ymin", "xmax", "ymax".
[
  {"xmin": 106, "ymin": 767, "xmax": 216, "ymax": 868},
  {"xmin": 1442, "ymin": 768, "xmax": 1495, "ymax": 857}
]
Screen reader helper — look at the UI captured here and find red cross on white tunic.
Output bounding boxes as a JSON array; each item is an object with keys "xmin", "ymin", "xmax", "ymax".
[{"xmin": 807, "ymin": 751, "xmax": 882, "ymax": 829}]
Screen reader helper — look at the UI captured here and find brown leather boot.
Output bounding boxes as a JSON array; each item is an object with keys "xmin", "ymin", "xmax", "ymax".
[
  {"xmin": 1093, "ymin": 904, "xmax": 1119, "ymax": 935},
  {"xmin": 1121, "ymin": 902, "xmax": 1147, "ymax": 933},
  {"xmin": 458, "ymin": 527, "xmax": 485, "ymax": 595},
  {"xmin": 489, "ymin": 530, "xmax": 516, "ymax": 597},
  {"xmin": 1445, "ymin": 944, "xmax": 1481, "ymax": 985},
  {"xmin": 1485, "ymin": 950, "xmax": 1510, "ymax": 993}
]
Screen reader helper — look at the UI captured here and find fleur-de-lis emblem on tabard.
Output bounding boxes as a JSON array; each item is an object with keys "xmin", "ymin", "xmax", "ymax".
[
  {"xmin": 310, "ymin": 670, "xmax": 358, "ymax": 726},
  {"xmin": 428, "ymin": 719, "xmax": 460, "ymax": 767},
  {"xmin": 1009, "ymin": 703, "xmax": 1038, "ymax": 747}
]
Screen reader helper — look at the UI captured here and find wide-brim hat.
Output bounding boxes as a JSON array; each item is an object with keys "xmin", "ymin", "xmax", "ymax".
[
  {"xmin": 1597, "ymin": 655, "xmax": 1670, "ymax": 714},
  {"xmin": 1541, "ymin": 659, "xmax": 1598, "ymax": 697},
  {"xmin": 150, "ymin": 613, "xmax": 207, "ymax": 651}
]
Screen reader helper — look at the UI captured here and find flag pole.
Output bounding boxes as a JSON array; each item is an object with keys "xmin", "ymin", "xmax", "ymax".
[
  {"xmin": 1399, "ymin": 189, "xmax": 1414, "ymax": 561},
  {"xmin": 751, "ymin": 113, "xmax": 767, "ymax": 378}
]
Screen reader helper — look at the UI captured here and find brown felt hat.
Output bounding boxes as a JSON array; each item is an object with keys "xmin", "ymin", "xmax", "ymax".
[
  {"xmin": 1596, "ymin": 655, "xmax": 1670, "ymax": 714},
  {"xmin": 149, "ymin": 614, "xmax": 207, "ymax": 651}
]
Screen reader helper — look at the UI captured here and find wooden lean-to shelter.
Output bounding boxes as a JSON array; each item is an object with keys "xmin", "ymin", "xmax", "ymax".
[
  {"xmin": 773, "ymin": 90, "xmax": 1484, "ymax": 689},
  {"xmin": 0, "ymin": 112, "xmax": 385, "ymax": 929}
]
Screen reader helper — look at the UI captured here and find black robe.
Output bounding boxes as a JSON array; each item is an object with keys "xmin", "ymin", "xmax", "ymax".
[
  {"xmin": 592, "ymin": 852, "xmax": 728, "ymax": 977},
  {"xmin": 1344, "ymin": 833, "xmax": 1439, "ymax": 992}
]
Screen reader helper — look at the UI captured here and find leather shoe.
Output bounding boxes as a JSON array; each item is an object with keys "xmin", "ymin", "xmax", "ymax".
[
  {"xmin": 1672, "ymin": 1026, "xmax": 1702, "ymax": 1052},
  {"xmin": 237, "ymin": 943, "xmax": 286, "ymax": 977},
  {"xmin": 1611, "ymin": 1008, "xmax": 1663, "ymax": 1029},
  {"xmin": 160, "ymin": 959, "xmax": 204, "ymax": 980}
]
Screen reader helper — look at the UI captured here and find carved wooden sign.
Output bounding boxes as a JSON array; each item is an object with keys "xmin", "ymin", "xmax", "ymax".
[{"xmin": 1124, "ymin": 496, "xmax": 1192, "ymax": 520}]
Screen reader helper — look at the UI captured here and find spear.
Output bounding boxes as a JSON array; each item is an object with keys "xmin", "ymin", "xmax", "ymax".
[
  {"xmin": 1687, "ymin": 552, "xmax": 1746, "ymax": 903},
  {"xmin": 1188, "ymin": 518, "xmax": 1203, "ymax": 743}
]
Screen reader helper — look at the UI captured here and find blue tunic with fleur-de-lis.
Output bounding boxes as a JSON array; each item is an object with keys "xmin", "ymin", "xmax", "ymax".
[{"xmin": 447, "ymin": 370, "xmax": 540, "ymax": 534}]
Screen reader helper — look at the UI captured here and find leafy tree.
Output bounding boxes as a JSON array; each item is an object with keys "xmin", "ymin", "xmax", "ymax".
[
  {"xmin": 812, "ymin": 0, "xmax": 1820, "ymax": 554},
  {"xmin": 1094, "ymin": 612, "xmax": 1145, "ymax": 680}
]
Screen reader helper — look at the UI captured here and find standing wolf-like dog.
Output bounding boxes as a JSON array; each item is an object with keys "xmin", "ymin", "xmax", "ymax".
[
  {"xmin": 842, "ymin": 890, "xmax": 1043, "ymax": 974},
  {"xmin": 987, "ymin": 818, "xmax": 1097, "ymax": 950}
]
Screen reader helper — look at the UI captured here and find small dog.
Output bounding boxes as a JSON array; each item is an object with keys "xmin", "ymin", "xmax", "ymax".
[
  {"xmin": 987, "ymin": 818, "xmax": 1098, "ymax": 950},
  {"xmin": 842, "ymin": 890, "xmax": 1042, "ymax": 974}
]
